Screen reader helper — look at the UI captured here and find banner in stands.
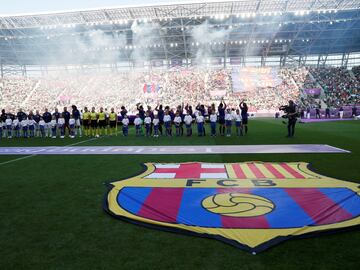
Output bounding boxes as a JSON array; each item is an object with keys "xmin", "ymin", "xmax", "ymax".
[
  {"xmin": 104, "ymin": 162, "xmax": 360, "ymax": 253},
  {"xmin": 304, "ymin": 88, "xmax": 321, "ymax": 96},
  {"xmin": 232, "ymin": 67, "xmax": 282, "ymax": 92},
  {"xmin": 143, "ymin": 83, "xmax": 160, "ymax": 93}
]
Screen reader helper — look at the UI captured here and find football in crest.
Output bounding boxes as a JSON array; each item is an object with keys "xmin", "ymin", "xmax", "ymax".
[{"xmin": 202, "ymin": 193, "xmax": 275, "ymax": 217}]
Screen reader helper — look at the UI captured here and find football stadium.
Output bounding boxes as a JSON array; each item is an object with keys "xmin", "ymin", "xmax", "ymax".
[{"xmin": 0, "ymin": 0, "xmax": 360, "ymax": 269}]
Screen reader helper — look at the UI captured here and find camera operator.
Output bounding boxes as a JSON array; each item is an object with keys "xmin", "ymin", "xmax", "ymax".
[{"xmin": 280, "ymin": 100, "xmax": 298, "ymax": 138}]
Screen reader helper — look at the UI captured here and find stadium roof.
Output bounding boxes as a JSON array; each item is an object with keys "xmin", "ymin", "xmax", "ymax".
[
  {"xmin": 0, "ymin": 0, "xmax": 360, "ymax": 67},
  {"xmin": 1, "ymin": 0, "xmax": 359, "ymax": 28},
  {"xmin": 0, "ymin": 0, "xmax": 360, "ymax": 28}
]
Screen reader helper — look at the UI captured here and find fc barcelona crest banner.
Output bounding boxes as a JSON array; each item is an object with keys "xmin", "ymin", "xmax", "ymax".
[{"xmin": 104, "ymin": 162, "xmax": 360, "ymax": 253}]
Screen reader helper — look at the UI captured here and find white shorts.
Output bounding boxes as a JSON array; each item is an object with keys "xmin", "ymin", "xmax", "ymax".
[{"xmin": 75, "ymin": 119, "xmax": 81, "ymax": 127}]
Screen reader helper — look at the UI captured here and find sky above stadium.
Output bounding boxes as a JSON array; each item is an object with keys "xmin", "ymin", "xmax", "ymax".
[{"xmin": 0, "ymin": 0, "xmax": 189, "ymax": 15}]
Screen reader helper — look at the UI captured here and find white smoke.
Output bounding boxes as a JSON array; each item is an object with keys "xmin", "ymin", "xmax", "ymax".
[
  {"xmin": 243, "ymin": 18, "xmax": 283, "ymax": 57},
  {"xmin": 80, "ymin": 30, "xmax": 126, "ymax": 64},
  {"xmin": 190, "ymin": 18, "xmax": 284, "ymax": 64},
  {"xmin": 130, "ymin": 21, "xmax": 161, "ymax": 66},
  {"xmin": 43, "ymin": 29, "xmax": 127, "ymax": 68},
  {"xmin": 191, "ymin": 21, "xmax": 230, "ymax": 65}
]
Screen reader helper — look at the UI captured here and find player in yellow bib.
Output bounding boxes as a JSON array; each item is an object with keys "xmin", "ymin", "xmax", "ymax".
[
  {"xmin": 90, "ymin": 107, "xmax": 99, "ymax": 137},
  {"xmin": 82, "ymin": 107, "xmax": 91, "ymax": 137},
  {"xmin": 98, "ymin": 107, "xmax": 107, "ymax": 136},
  {"xmin": 109, "ymin": 108, "xmax": 118, "ymax": 135}
]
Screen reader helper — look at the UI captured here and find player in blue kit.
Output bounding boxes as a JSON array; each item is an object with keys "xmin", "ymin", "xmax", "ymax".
[
  {"xmin": 240, "ymin": 101, "xmax": 249, "ymax": 135},
  {"xmin": 218, "ymin": 99, "xmax": 226, "ymax": 136},
  {"xmin": 72, "ymin": 105, "xmax": 82, "ymax": 137},
  {"xmin": 42, "ymin": 108, "xmax": 52, "ymax": 137}
]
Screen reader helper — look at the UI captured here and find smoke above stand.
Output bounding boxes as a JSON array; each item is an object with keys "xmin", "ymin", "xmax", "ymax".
[
  {"xmin": 80, "ymin": 30, "xmax": 127, "ymax": 63},
  {"xmin": 190, "ymin": 17, "xmax": 283, "ymax": 64},
  {"xmin": 191, "ymin": 21, "xmax": 230, "ymax": 64},
  {"xmin": 43, "ymin": 16, "xmax": 283, "ymax": 68},
  {"xmin": 45, "ymin": 29, "xmax": 127, "ymax": 66},
  {"xmin": 130, "ymin": 21, "xmax": 161, "ymax": 65}
]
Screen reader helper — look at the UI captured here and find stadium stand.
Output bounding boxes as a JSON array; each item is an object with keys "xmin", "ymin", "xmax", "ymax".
[{"xmin": 1, "ymin": 67, "xmax": 359, "ymax": 114}]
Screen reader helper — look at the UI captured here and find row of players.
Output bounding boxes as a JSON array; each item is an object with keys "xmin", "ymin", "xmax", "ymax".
[
  {"xmin": 0, "ymin": 101, "xmax": 250, "ymax": 138},
  {"xmin": 119, "ymin": 109, "xmax": 246, "ymax": 137},
  {"xmin": 0, "ymin": 101, "xmax": 248, "ymax": 138},
  {"xmin": 0, "ymin": 106, "xmax": 82, "ymax": 139},
  {"xmin": 1, "ymin": 114, "xmax": 80, "ymax": 139},
  {"xmin": 0, "ymin": 108, "xmax": 248, "ymax": 138},
  {"xmin": 74, "ymin": 100, "xmax": 250, "ymax": 137}
]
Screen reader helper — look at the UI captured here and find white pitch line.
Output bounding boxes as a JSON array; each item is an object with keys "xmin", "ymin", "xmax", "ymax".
[
  {"xmin": 0, "ymin": 136, "xmax": 99, "ymax": 167},
  {"xmin": 0, "ymin": 155, "xmax": 38, "ymax": 166}
]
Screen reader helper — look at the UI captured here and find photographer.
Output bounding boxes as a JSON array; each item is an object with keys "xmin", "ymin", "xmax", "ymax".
[{"xmin": 280, "ymin": 100, "xmax": 298, "ymax": 138}]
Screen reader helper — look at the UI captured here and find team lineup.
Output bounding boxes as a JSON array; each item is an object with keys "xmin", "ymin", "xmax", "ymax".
[{"xmin": 0, "ymin": 100, "xmax": 257, "ymax": 139}]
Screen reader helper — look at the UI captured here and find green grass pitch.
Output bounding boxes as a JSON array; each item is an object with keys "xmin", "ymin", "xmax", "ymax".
[{"xmin": 0, "ymin": 118, "xmax": 359, "ymax": 270}]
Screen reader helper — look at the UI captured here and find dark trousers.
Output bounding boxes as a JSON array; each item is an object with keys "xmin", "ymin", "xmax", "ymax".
[
  {"xmin": 210, "ymin": 122, "xmax": 216, "ymax": 136},
  {"xmin": 197, "ymin": 123, "xmax": 204, "ymax": 136},
  {"xmin": 145, "ymin": 124, "xmax": 151, "ymax": 136},
  {"xmin": 287, "ymin": 118, "xmax": 297, "ymax": 137},
  {"xmin": 186, "ymin": 124, "xmax": 192, "ymax": 136},
  {"xmin": 63, "ymin": 122, "xmax": 71, "ymax": 135},
  {"xmin": 158, "ymin": 122, "xmax": 163, "ymax": 135}
]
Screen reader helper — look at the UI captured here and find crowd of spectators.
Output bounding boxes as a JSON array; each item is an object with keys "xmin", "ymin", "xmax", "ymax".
[
  {"xmin": 310, "ymin": 67, "xmax": 360, "ymax": 107},
  {"xmin": 0, "ymin": 77, "xmax": 38, "ymax": 112},
  {"xmin": 352, "ymin": 66, "xmax": 360, "ymax": 82},
  {"xmin": 1, "ymin": 66, "xmax": 359, "ymax": 115}
]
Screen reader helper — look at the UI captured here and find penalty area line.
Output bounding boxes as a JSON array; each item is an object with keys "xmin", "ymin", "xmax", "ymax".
[{"xmin": 0, "ymin": 136, "xmax": 99, "ymax": 167}]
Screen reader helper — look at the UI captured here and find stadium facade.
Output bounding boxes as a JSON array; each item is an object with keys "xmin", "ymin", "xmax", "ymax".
[{"xmin": 0, "ymin": 0, "xmax": 360, "ymax": 76}]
